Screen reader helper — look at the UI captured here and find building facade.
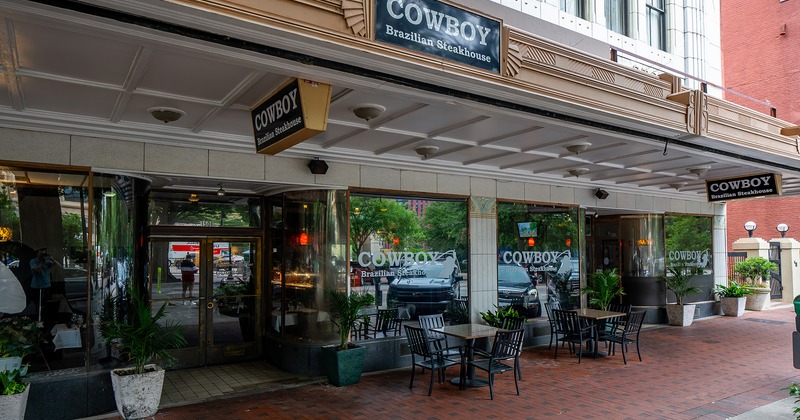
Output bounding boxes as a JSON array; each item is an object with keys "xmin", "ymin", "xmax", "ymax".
[{"xmin": 0, "ymin": 0, "xmax": 799, "ymax": 418}]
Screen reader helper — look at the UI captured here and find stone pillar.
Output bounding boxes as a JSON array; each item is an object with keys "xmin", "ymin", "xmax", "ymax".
[
  {"xmin": 731, "ymin": 237, "xmax": 770, "ymax": 259},
  {"xmin": 468, "ymin": 196, "xmax": 497, "ymax": 323},
  {"xmin": 770, "ymin": 237, "xmax": 800, "ymax": 304}
]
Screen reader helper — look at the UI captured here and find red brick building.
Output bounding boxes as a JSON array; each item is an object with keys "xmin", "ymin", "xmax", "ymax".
[{"xmin": 721, "ymin": 0, "xmax": 800, "ymax": 250}]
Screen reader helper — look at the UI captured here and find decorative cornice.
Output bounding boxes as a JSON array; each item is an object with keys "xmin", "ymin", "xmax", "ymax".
[
  {"xmin": 469, "ymin": 196, "xmax": 496, "ymax": 217},
  {"xmin": 506, "ymin": 41, "xmax": 522, "ymax": 77},
  {"xmin": 342, "ymin": 0, "xmax": 367, "ymax": 38}
]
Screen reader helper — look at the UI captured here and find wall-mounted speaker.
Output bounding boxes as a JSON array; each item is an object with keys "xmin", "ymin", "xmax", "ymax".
[{"xmin": 594, "ymin": 189, "xmax": 609, "ymax": 200}]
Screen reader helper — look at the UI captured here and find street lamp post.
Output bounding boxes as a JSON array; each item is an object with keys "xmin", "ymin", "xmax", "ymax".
[
  {"xmin": 777, "ymin": 223, "xmax": 790, "ymax": 238},
  {"xmin": 744, "ymin": 221, "xmax": 757, "ymax": 238}
]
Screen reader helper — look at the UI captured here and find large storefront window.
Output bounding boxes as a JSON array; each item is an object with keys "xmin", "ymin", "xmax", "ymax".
[
  {"xmin": 270, "ymin": 190, "xmax": 348, "ymax": 344},
  {"xmin": 664, "ymin": 214, "xmax": 713, "ymax": 302},
  {"xmin": 350, "ymin": 194, "xmax": 468, "ymax": 326},
  {"xmin": 0, "ymin": 166, "xmax": 137, "ymax": 373},
  {"xmin": 497, "ymin": 202, "xmax": 580, "ymax": 316}
]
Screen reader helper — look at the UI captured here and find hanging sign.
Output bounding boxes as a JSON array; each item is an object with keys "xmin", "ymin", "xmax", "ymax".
[
  {"xmin": 251, "ymin": 78, "xmax": 332, "ymax": 155},
  {"xmin": 705, "ymin": 173, "xmax": 782, "ymax": 202},
  {"xmin": 375, "ymin": 0, "xmax": 501, "ymax": 73}
]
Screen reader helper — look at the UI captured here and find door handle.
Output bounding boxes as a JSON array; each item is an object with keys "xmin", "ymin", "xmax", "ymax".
[{"xmin": 207, "ymin": 302, "xmax": 214, "ymax": 309}]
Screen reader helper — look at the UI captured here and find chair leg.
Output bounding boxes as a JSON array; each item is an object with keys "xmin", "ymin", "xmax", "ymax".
[
  {"xmin": 488, "ymin": 372, "xmax": 494, "ymax": 400},
  {"xmin": 514, "ymin": 362, "xmax": 520, "ymax": 396},
  {"xmin": 621, "ymin": 343, "xmax": 628, "ymax": 365},
  {"xmin": 636, "ymin": 339, "xmax": 642, "ymax": 362},
  {"xmin": 428, "ymin": 366, "xmax": 435, "ymax": 396}
]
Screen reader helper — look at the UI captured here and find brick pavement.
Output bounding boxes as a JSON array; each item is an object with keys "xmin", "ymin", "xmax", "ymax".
[{"xmin": 133, "ymin": 305, "xmax": 800, "ymax": 419}]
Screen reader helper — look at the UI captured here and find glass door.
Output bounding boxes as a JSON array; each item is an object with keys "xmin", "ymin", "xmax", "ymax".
[{"xmin": 149, "ymin": 238, "xmax": 261, "ymax": 367}]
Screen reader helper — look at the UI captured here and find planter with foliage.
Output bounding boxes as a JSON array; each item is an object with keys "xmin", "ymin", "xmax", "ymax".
[
  {"xmin": 479, "ymin": 304, "xmax": 524, "ymax": 327},
  {"xmin": 714, "ymin": 281, "xmax": 751, "ymax": 317},
  {"xmin": 100, "ymin": 287, "xmax": 187, "ymax": 419},
  {"xmin": 581, "ymin": 268, "xmax": 625, "ymax": 311},
  {"xmin": 0, "ymin": 316, "xmax": 43, "ymax": 419},
  {"xmin": 661, "ymin": 266, "xmax": 701, "ymax": 327},
  {"xmin": 734, "ymin": 257, "xmax": 777, "ymax": 311},
  {"xmin": 321, "ymin": 289, "xmax": 375, "ymax": 387}
]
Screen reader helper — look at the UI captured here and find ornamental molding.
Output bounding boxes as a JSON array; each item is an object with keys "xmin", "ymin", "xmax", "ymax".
[{"xmin": 342, "ymin": 0, "xmax": 367, "ymax": 38}]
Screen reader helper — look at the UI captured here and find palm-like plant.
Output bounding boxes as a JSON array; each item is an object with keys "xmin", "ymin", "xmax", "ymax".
[
  {"xmin": 662, "ymin": 266, "xmax": 701, "ymax": 305},
  {"xmin": 582, "ymin": 268, "xmax": 625, "ymax": 310},
  {"xmin": 100, "ymin": 287, "xmax": 186, "ymax": 374},
  {"xmin": 326, "ymin": 289, "xmax": 375, "ymax": 351}
]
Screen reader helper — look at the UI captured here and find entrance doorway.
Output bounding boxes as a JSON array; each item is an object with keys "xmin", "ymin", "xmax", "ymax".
[{"xmin": 149, "ymin": 238, "xmax": 261, "ymax": 366}]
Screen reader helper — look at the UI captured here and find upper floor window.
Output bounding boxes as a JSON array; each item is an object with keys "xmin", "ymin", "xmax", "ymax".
[
  {"xmin": 646, "ymin": 0, "xmax": 667, "ymax": 51},
  {"xmin": 561, "ymin": 0, "xmax": 590, "ymax": 20},
  {"xmin": 605, "ymin": 0, "xmax": 629, "ymax": 36}
]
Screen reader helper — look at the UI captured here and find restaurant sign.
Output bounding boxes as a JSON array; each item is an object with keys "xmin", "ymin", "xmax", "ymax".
[
  {"xmin": 251, "ymin": 78, "xmax": 332, "ymax": 155},
  {"xmin": 375, "ymin": 0, "xmax": 501, "ymax": 73},
  {"xmin": 705, "ymin": 173, "xmax": 781, "ymax": 202}
]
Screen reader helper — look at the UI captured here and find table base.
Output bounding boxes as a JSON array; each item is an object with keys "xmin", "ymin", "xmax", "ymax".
[{"xmin": 450, "ymin": 377, "xmax": 489, "ymax": 388}]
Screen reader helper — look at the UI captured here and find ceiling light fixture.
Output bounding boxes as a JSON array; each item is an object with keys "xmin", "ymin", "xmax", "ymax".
[
  {"xmin": 688, "ymin": 166, "xmax": 710, "ymax": 176},
  {"xmin": 217, "ymin": 184, "xmax": 226, "ymax": 196},
  {"xmin": 148, "ymin": 106, "xmax": 185, "ymax": 124},
  {"xmin": 188, "ymin": 193, "xmax": 199, "ymax": 203},
  {"xmin": 568, "ymin": 168, "xmax": 589, "ymax": 177},
  {"xmin": 351, "ymin": 103, "xmax": 386, "ymax": 121},
  {"xmin": 415, "ymin": 145, "xmax": 439, "ymax": 160},
  {"xmin": 565, "ymin": 142, "xmax": 592, "ymax": 155},
  {"xmin": 669, "ymin": 182, "xmax": 687, "ymax": 190}
]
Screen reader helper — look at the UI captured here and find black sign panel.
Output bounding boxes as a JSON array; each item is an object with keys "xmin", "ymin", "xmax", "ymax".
[
  {"xmin": 706, "ymin": 173, "xmax": 781, "ymax": 202},
  {"xmin": 252, "ymin": 79, "xmax": 304, "ymax": 153},
  {"xmin": 375, "ymin": 0, "xmax": 501, "ymax": 73}
]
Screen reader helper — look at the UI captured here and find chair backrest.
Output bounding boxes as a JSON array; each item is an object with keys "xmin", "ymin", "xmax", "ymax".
[
  {"xmin": 418, "ymin": 314, "xmax": 446, "ymax": 340},
  {"xmin": 544, "ymin": 301, "xmax": 561, "ymax": 321},
  {"xmin": 490, "ymin": 328, "xmax": 525, "ymax": 360},
  {"xmin": 375, "ymin": 308, "xmax": 396, "ymax": 333},
  {"xmin": 404, "ymin": 325, "xmax": 433, "ymax": 358},
  {"xmin": 607, "ymin": 303, "xmax": 632, "ymax": 316},
  {"xmin": 552, "ymin": 309, "xmax": 583, "ymax": 334},
  {"xmin": 501, "ymin": 316, "xmax": 525, "ymax": 330},
  {"xmin": 623, "ymin": 311, "xmax": 645, "ymax": 334}
]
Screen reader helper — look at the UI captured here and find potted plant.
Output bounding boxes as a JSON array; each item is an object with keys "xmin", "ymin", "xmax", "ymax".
[
  {"xmin": 734, "ymin": 257, "xmax": 777, "ymax": 311},
  {"xmin": 321, "ymin": 289, "xmax": 375, "ymax": 386},
  {"xmin": 714, "ymin": 280, "xmax": 751, "ymax": 317},
  {"xmin": 581, "ymin": 268, "xmax": 625, "ymax": 311},
  {"xmin": 100, "ymin": 287, "xmax": 186, "ymax": 419},
  {"xmin": 479, "ymin": 304, "xmax": 524, "ymax": 327},
  {"xmin": 0, "ymin": 316, "xmax": 41, "ymax": 420},
  {"xmin": 661, "ymin": 266, "xmax": 701, "ymax": 326}
]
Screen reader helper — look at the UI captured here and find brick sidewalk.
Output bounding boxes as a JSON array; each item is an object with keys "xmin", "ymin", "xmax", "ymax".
[{"xmin": 140, "ymin": 305, "xmax": 800, "ymax": 419}]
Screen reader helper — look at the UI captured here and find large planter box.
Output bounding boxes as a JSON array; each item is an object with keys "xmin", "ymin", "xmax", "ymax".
[
  {"xmin": 0, "ymin": 382, "xmax": 29, "ymax": 420},
  {"xmin": 110, "ymin": 364, "xmax": 165, "ymax": 419},
  {"xmin": 321, "ymin": 345, "xmax": 366, "ymax": 387},
  {"xmin": 745, "ymin": 288, "xmax": 770, "ymax": 311},
  {"xmin": 666, "ymin": 303, "xmax": 695, "ymax": 326},
  {"xmin": 720, "ymin": 297, "xmax": 746, "ymax": 317}
]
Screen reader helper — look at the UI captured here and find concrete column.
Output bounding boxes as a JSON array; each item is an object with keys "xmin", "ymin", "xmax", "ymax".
[
  {"xmin": 770, "ymin": 237, "xmax": 800, "ymax": 304},
  {"xmin": 731, "ymin": 237, "xmax": 770, "ymax": 259},
  {"xmin": 468, "ymin": 196, "xmax": 497, "ymax": 323}
]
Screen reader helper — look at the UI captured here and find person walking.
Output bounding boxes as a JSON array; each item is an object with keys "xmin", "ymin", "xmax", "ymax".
[{"xmin": 180, "ymin": 253, "xmax": 198, "ymax": 304}]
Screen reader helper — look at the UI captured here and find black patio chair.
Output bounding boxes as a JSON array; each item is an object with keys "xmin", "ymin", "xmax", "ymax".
[
  {"xmin": 404, "ymin": 325, "xmax": 462, "ymax": 396},
  {"xmin": 606, "ymin": 310, "xmax": 645, "ymax": 364},
  {"xmin": 598, "ymin": 303, "xmax": 632, "ymax": 344},
  {"xmin": 552, "ymin": 309, "xmax": 596, "ymax": 363},
  {"xmin": 468, "ymin": 328, "xmax": 524, "ymax": 399},
  {"xmin": 544, "ymin": 301, "xmax": 561, "ymax": 350}
]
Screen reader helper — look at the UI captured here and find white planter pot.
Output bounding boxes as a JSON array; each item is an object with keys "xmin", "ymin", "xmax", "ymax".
[
  {"xmin": 0, "ymin": 382, "xmax": 29, "ymax": 420},
  {"xmin": 720, "ymin": 297, "xmax": 746, "ymax": 317},
  {"xmin": 666, "ymin": 303, "xmax": 696, "ymax": 326},
  {"xmin": 110, "ymin": 364, "xmax": 165, "ymax": 419},
  {"xmin": 745, "ymin": 289, "xmax": 770, "ymax": 311}
]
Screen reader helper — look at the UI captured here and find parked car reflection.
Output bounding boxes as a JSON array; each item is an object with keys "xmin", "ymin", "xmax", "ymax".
[{"xmin": 497, "ymin": 263, "xmax": 541, "ymax": 318}]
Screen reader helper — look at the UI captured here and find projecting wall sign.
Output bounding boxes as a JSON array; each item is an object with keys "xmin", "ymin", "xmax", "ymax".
[
  {"xmin": 251, "ymin": 78, "xmax": 332, "ymax": 155},
  {"xmin": 705, "ymin": 173, "xmax": 782, "ymax": 202}
]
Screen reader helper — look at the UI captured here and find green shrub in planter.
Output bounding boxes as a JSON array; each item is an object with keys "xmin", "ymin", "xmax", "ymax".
[{"xmin": 714, "ymin": 281, "xmax": 752, "ymax": 298}]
